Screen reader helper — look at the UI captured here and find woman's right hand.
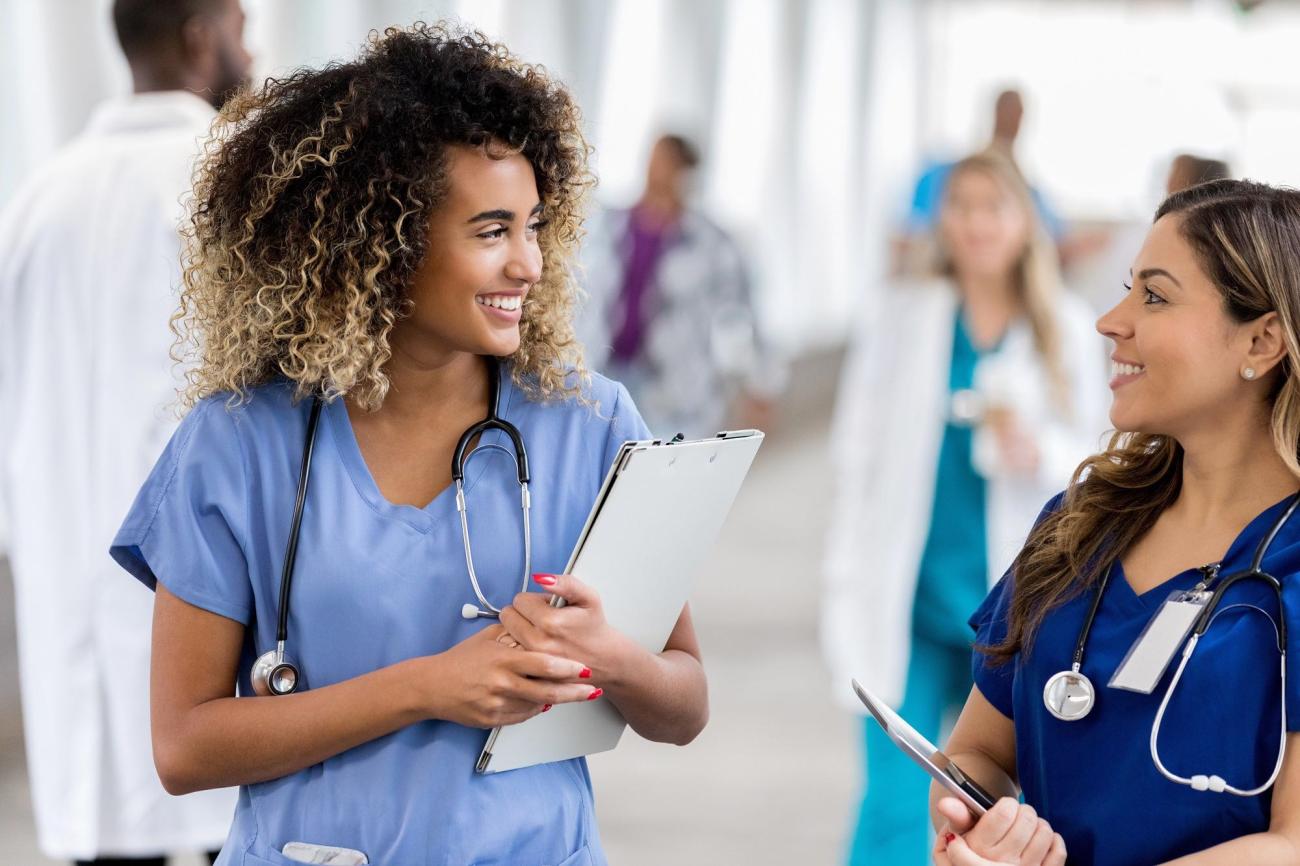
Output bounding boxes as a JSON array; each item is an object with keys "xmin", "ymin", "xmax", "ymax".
[
  {"xmin": 416, "ymin": 624, "xmax": 600, "ymax": 728},
  {"xmin": 932, "ymin": 797, "xmax": 1066, "ymax": 866}
]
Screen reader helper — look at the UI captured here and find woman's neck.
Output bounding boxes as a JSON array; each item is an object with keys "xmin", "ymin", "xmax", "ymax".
[
  {"xmin": 1174, "ymin": 408, "xmax": 1299, "ymax": 528},
  {"xmin": 635, "ymin": 190, "xmax": 683, "ymax": 226},
  {"xmin": 356, "ymin": 339, "xmax": 488, "ymax": 422},
  {"xmin": 955, "ymin": 272, "xmax": 1019, "ymax": 348}
]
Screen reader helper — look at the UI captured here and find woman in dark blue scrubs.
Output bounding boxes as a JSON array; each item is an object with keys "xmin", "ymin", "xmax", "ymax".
[{"xmin": 928, "ymin": 179, "xmax": 1300, "ymax": 866}]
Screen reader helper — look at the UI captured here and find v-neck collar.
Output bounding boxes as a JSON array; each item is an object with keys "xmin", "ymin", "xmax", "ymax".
[
  {"xmin": 323, "ymin": 369, "xmax": 519, "ymax": 534},
  {"xmin": 1110, "ymin": 492, "xmax": 1300, "ymax": 613}
]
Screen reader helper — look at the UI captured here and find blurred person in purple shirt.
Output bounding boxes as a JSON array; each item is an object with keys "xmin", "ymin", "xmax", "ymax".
[{"xmin": 579, "ymin": 134, "xmax": 784, "ymax": 438}]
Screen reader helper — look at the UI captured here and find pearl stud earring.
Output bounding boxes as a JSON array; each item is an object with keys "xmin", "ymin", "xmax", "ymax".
[{"xmin": 1243, "ymin": 367, "xmax": 1257, "ymax": 381}]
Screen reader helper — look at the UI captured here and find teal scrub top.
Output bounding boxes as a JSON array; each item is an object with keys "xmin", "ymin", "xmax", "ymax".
[
  {"xmin": 912, "ymin": 310, "xmax": 994, "ymax": 647},
  {"xmin": 111, "ymin": 369, "xmax": 650, "ymax": 866}
]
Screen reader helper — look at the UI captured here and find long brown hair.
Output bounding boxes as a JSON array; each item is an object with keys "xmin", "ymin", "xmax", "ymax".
[
  {"xmin": 937, "ymin": 150, "xmax": 1069, "ymax": 410},
  {"xmin": 986, "ymin": 179, "xmax": 1300, "ymax": 663}
]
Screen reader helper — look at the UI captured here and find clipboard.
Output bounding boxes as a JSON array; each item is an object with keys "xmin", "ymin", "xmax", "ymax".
[
  {"xmin": 852, "ymin": 679, "xmax": 996, "ymax": 816},
  {"xmin": 476, "ymin": 429, "xmax": 765, "ymax": 773}
]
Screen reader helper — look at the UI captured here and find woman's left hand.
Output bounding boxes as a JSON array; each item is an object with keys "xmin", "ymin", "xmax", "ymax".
[
  {"xmin": 499, "ymin": 573, "xmax": 634, "ymax": 685},
  {"xmin": 932, "ymin": 797, "xmax": 1066, "ymax": 866}
]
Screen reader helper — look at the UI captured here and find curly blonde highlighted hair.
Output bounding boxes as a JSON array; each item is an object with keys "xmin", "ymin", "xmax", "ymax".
[{"xmin": 177, "ymin": 22, "xmax": 594, "ymax": 409}]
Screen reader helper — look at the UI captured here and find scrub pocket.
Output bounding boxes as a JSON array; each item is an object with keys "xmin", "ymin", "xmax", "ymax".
[
  {"xmin": 241, "ymin": 846, "xmax": 369, "ymax": 866},
  {"xmin": 550, "ymin": 844, "xmax": 593, "ymax": 866}
]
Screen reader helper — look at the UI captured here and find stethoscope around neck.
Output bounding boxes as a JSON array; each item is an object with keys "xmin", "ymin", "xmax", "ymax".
[
  {"xmin": 1042, "ymin": 493, "xmax": 1297, "ymax": 796},
  {"xmin": 250, "ymin": 359, "xmax": 531, "ymax": 697}
]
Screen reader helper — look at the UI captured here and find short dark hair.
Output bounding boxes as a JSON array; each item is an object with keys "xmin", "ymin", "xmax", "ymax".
[
  {"xmin": 111, "ymin": 0, "xmax": 217, "ymax": 59},
  {"xmin": 1173, "ymin": 154, "xmax": 1231, "ymax": 188},
  {"xmin": 658, "ymin": 134, "xmax": 701, "ymax": 170}
]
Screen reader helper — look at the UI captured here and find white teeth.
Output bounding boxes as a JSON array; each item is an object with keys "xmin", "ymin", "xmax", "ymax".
[
  {"xmin": 476, "ymin": 295, "xmax": 522, "ymax": 311},
  {"xmin": 1112, "ymin": 362, "xmax": 1145, "ymax": 377}
]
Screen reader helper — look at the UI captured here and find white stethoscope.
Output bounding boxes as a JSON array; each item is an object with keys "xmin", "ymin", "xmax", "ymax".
[
  {"xmin": 1043, "ymin": 494, "xmax": 1296, "ymax": 795},
  {"xmin": 250, "ymin": 359, "xmax": 532, "ymax": 697}
]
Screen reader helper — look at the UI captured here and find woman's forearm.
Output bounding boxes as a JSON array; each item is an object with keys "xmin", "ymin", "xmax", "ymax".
[
  {"xmin": 601, "ymin": 638, "xmax": 708, "ymax": 746},
  {"xmin": 1161, "ymin": 833, "xmax": 1300, "ymax": 866},
  {"xmin": 155, "ymin": 657, "xmax": 429, "ymax": 794},
  {"xmin": 928, "ymin": 748, "xmax": 1019, "ymax": 831}
]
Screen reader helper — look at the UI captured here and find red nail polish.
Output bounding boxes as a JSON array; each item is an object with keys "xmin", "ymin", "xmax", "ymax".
[
  {"xmin": 533, "ymin": 573, "xmax": 557, "ymax": 587},
  {"xmin": 944, "ymin": 833, "xmax": 956, "ymax": 844},
  {"xmin": 587, "ymin": 688, "xmax": 603, "ymax": 701},
  {"xmin": 542, "ymin": 704, "xmax": 552, "ymax": 712},
  {"xmin": 579, "ymin": 667, "xmax": 592, "ymax": 679}
]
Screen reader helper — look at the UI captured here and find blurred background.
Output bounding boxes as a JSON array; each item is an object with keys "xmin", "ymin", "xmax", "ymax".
[{"xmin": 2, "ymin": 0, "xmax": 1299, "ymax": 864}]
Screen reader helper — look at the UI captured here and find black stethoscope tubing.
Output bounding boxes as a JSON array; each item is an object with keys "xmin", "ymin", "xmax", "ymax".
[
  {"xmin": 1072, "ymin": 493, "xmax": 1298, "ymax": 665},
  {"xmin": 252, "ymin": 358, "xmax": 529, "ymax": 696}
]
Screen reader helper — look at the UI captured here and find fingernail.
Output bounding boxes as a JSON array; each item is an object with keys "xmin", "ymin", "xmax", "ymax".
[
  {"xmin": 542, "ymin": 704, "xmax": 552, "ymax": 712},
  {"xmin": 533, "ymin": 573, "xmax": 557, "ymax": 587},
  {"xmin": 579, "ymin": 667, "xmax": 592, "ymax": 679},
  {"xmin": 944, "ymin": 833, "xmax": 956, "ymax": 844},
  {"xmin": 587, "ymin": 688, "xmax": 603, "ymax": 701}
]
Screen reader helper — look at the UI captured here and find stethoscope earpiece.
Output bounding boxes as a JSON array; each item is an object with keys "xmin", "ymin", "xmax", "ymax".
[{"xmin": 461, "ymin": 603, "xmax": 494, "ymax": 620}]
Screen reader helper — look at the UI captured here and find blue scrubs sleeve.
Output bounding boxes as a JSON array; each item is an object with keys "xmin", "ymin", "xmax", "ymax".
[
  {"xmin": 969, "ymin": 573, "xmax": 1016, "ymax": 719},
  {"xmin": 600, "ymin": 381, "xmax": 652, "ymax": 467},
  {"xmin": 110, "ymin": 397, "xmax": 254, "ymax": 625}
]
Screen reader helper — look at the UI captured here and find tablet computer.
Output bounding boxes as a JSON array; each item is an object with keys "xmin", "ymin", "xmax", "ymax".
[
  {"xmin": 476, "ymin": 429, "xmax": 764, "ymax": 773},
  {"xmin": 852, "ymin": 678, "xmax": 996, "ymax": 816}
]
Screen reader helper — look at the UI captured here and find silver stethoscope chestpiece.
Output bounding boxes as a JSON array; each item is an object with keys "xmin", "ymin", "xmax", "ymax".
[
  {"xmin": 250, "ymin": 646, "xmax": 302, "ymax": 697},
  {"xmin": 1043, "ymin": 668, "xmax": 1096, "ymax": 721}
]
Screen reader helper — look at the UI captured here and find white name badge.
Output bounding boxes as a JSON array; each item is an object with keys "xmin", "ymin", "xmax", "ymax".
[{"xmin": 1108, "ymin": 590, "xmax": 1210, "ymax": 694}]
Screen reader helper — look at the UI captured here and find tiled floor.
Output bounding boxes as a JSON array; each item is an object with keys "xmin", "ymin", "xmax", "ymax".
[{"xmin": 0, "ymin": 420, "xmax": 856, "ymax": 866}]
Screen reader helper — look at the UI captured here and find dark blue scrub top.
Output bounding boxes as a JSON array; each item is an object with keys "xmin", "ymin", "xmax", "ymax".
[{"xmin": 971, "ymin": 493, "xmax": 1300, "ymax": 866}]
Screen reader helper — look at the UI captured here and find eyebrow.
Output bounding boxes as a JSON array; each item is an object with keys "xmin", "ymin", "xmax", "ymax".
[
  {"xmin": 466, "ymin": 203, "xmax": 544, "ymax": 224},
  {"xmin": 1134, "ymin": 267, "xmax": 1183, "ymax": 288}
]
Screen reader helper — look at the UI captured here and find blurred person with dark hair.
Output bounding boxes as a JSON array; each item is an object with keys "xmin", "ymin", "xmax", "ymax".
[
  {"xmin": 1166, "ymin": 153, "xmax": 1231, "ymax": 194},
  {"xmin": 823, "ymin": 150, "xmax": 1108, "ymax": 866},
  {"xmin": 1082, "ymin": 153, "xmax": 1233, "ymax": 315},
  {"xmin": 579, "ymin": 133, "xmax": 784, "ymax": 438},
  {"xmin": 0, "ymin": 1, "xmax": 250, "ymax": 862}
]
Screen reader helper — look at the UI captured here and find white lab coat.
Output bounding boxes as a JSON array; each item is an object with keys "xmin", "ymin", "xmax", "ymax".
[
  {"xmin": 0, "ymin": 92, "xmax": 236, "ymax": 859},
  {"xmin": 820, "ymin": 279, "xmax": 1110, "ymax": 711}
]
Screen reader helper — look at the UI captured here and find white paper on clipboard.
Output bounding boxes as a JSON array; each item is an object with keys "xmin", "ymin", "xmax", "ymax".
[{"xmin": 476, "ymin": 429, "xmax": 764, "ymax": 773}]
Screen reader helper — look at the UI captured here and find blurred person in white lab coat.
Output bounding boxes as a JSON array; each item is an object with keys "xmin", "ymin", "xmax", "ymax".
[
  {"xmin": 578, "ymin": 134, "xmax": 784, "ymax": 438},
  {"xmin": 0, "ymin": 1, "xmax": 251, "ymax": 862},
  {"xmin": 821, "ymin": 150, "xmax": 1109, "ymax": 866}
]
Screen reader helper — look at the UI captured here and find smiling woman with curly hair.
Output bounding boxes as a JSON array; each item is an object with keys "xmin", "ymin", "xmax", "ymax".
[{"xmin": 110, "ymin": 23, "xmax": 708, "ymax": 866}]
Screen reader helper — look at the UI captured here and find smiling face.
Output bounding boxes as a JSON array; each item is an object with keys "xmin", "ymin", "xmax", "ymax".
[
  {"xmin": 939, "ymin": 167, "xmax": 1031, "ymax": 284},
  {"xmin": 1097, "ymin": 214, "xmax": 1269, "ymax": 436},
  {"xmin": 396, "ymin": 145, "xmax": 545, "ymax": 362}
]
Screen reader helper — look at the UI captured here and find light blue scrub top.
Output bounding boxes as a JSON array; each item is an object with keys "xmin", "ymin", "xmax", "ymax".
[
  {"xmin": 971, "ymin": 493, "xmax": 1300, "ymax": 865},
  {"xmin": 111, "ymin": 369, "xmax": 650, "ymax": 866}
]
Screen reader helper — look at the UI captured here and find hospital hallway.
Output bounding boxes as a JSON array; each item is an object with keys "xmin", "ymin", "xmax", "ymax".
[{"xmin": 0, "ymin": 350, "xmax": 859, "ymax": 866}]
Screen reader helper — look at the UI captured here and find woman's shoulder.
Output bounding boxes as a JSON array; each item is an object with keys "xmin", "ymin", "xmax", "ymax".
[
  {"xmin": 511, "ymin": 365, "xmax": 649, "ymax": 440},
  {"xmin": 842, "ymin": 278, "xmax": 953, "ymax": 347},
  {"xmin": 882, "ymin": 277, "xmax": 953, "ymax": 304},
  {"xmin": 178, "ymin": 381, "xmax": 307, "ymax": 450}
]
